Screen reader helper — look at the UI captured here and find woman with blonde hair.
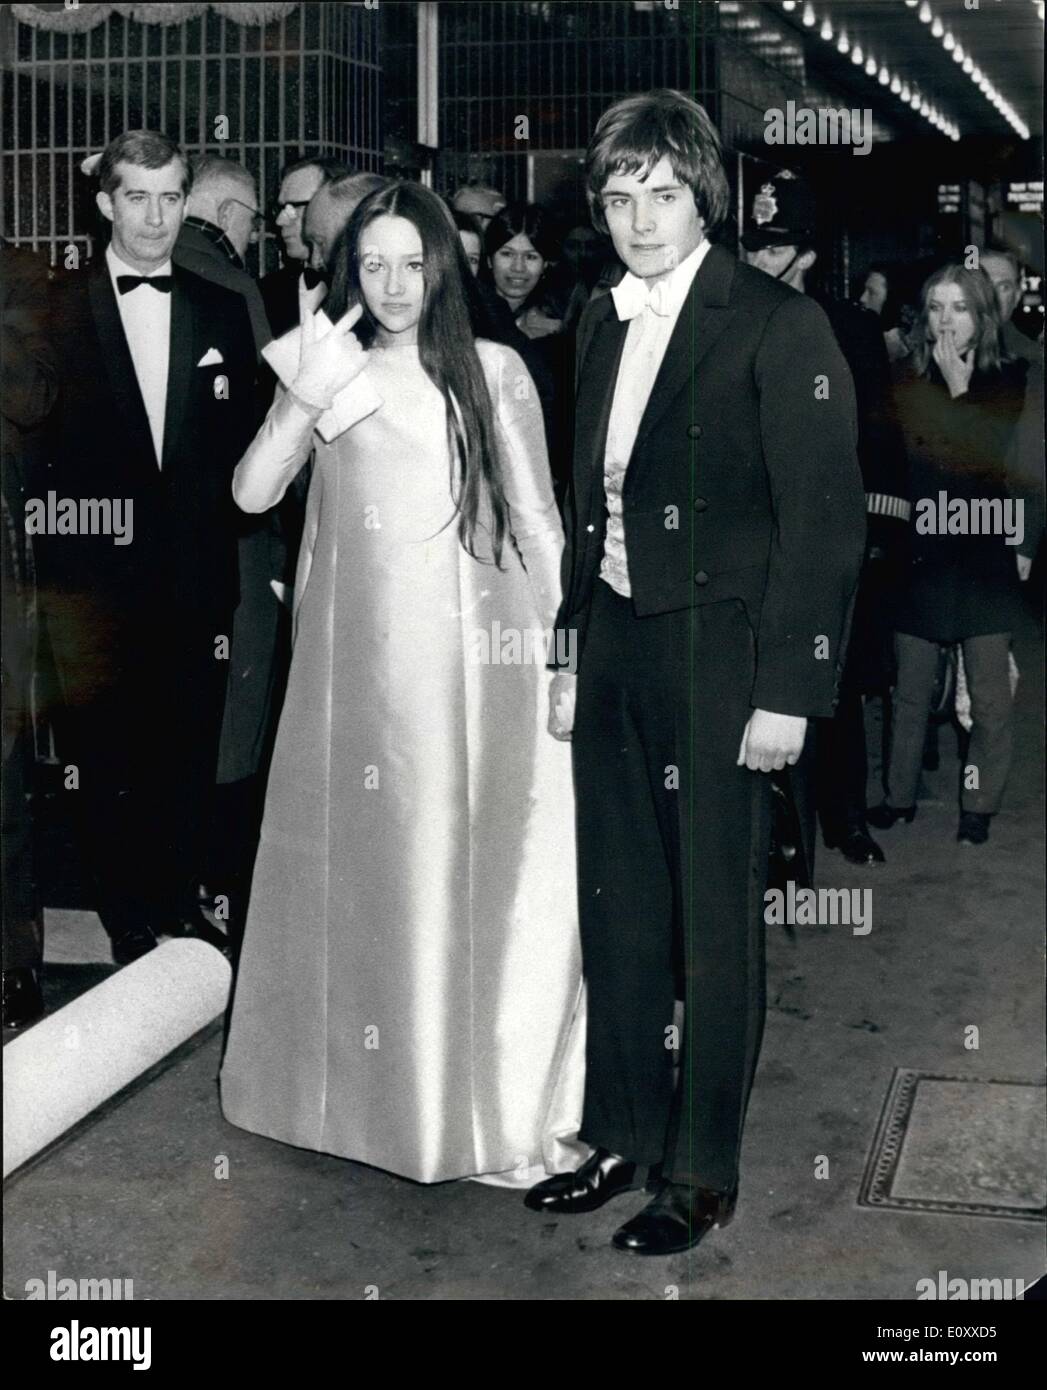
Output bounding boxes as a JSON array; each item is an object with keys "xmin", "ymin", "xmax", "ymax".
[{"xmin": 870, "ymin": 263, "xmax": 1027, "ymax": 846}]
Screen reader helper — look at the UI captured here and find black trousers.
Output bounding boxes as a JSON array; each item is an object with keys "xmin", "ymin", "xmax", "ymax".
[
  {"xmin": 572, "ymin": 581, "xmax": 773, "ymax": 1193},
  {"xmin": 47, "ymin": 597, "xmax": 230, "ymax": 938},
  {"xmin": 815, "ymin": 553, "xmax": 896, "ymax": 837}
]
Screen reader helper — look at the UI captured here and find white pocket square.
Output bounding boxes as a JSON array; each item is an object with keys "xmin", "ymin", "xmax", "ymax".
[{"xmin": 197, "ymin": 347, "xmax": 224, "ymax": 367}]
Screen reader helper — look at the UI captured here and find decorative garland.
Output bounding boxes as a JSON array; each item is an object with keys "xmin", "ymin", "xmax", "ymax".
[{"xmin": 11, "ymin": 3, "xmax": 299, "ymax": 32}]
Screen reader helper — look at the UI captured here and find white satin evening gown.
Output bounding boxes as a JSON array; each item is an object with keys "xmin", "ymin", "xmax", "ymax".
[{"xmin": 219, "ymin": 332, "xmax": 586, "ymax": 1186}]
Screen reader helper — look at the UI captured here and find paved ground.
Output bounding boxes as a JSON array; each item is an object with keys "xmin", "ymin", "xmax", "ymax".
[{"xmin": 4, "ymin": 613, "xmax": 1044, "ymax": 1301}]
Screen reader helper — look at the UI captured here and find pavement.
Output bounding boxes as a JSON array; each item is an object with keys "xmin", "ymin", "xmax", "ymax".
[{"xmin": 4, "ymin": 613, "xmax": 1043, "ymax": 1301}]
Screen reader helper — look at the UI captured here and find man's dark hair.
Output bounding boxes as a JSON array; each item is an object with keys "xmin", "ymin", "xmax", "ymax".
[
  {"xmin": 97, "ymin": 130, "xmax": 190, "ymax": 198},
  {"xmin": 585, "ymin": 89, "xmax": 729, "ymax": 238}
]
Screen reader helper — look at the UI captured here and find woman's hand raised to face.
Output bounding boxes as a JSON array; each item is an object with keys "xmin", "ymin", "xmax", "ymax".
[
  {"xmin": 292, "ymin": 302, "xmax": 368, "ymax": 411},
  {"xmin": 932, "ymin": 329, "xmax": 974, "ymax": 399},
  {"xmin": 518, "ymin": 306, "xmax": 563, "ymax": 340}
]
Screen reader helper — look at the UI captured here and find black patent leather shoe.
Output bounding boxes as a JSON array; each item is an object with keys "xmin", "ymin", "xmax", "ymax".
[
  {"xmin": 867, "ymin": 802, "xmax": 916, "ymax": 830},
  {"xmin": 825, "ymin": 826, "xmax": 886, "ymax": 865},
  {"xmin": 3, "ymin": 968, "xmax": 45, "ymax": 1029},
  {"xmin": 524, "ymin": 1148, "xmax": 644, "ymax": 1214},
  {"xmin": 111, "ymin": 924, "xmax": 159, "ymax": 965},
  {"xmin": 612, "ymin": 1180, "xmax": 737, "ymax": 1256}
]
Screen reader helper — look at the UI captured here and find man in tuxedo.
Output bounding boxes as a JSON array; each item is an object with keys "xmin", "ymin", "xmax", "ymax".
[
  {"xmin": 525, "ymin": 91, "xmax": 866, "ymax": 1255},
  {"xmin": 37, "ymin": 130, "xmax": 259, "ymax": 964}
]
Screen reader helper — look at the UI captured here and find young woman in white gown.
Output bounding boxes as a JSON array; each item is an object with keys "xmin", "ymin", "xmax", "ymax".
[{"xmin": 220, "ymin": 181, "xmax": 586, "ymax": 1186}]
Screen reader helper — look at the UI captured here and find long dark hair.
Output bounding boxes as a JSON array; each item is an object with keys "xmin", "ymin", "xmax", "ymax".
[
  {"xmin": 911, "ymin": 263, "xmax": 1006, "ymax": 380},
  {"xmin": 326, "ymin": 181, "xmax": 508, "ymax": 567},
  {"xmin": 482, "ymin": 201, "xmax": 573, "ymax": 319}
]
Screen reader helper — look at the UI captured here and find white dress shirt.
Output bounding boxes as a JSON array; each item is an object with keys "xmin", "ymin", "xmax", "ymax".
[
  {"xmin": 599, "ymin": 237, "xmax": 711, "ymax": 598},
  {"xmin": 106, "ymin": 243, "xmax": 172, "ymax": 467}
]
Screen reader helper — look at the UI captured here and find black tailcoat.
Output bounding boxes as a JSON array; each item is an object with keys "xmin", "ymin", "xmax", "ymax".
[{"xmin": 555, "ymin": 244, "xmax": 867, "ymax": 1188}]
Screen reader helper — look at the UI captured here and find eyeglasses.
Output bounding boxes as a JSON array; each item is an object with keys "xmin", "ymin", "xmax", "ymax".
[{"xmin": 225, "ymin": 196, "xmax": 264, "ymax": 231}]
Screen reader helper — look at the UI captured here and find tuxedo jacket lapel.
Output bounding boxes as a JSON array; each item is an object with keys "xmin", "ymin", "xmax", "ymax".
[
  {"xmin": 630, "ymin": 244, "xmax": 738, "ymax": 471},
  {"xmin": 161, "ymin": 269, "xmax": 195, "ymax": 474},
  {"xmin": 576, "ymin": 303, "xmax": 627, "ymax": 492},
  {"xmin": 88, "ymin": 264, "xmax": 157, "ymax": 469}
]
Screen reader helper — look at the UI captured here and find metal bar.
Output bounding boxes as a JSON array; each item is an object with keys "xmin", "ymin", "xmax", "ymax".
[{"xmin": 30, "ymin": 21, "xmax": 37, "ymax": 249}]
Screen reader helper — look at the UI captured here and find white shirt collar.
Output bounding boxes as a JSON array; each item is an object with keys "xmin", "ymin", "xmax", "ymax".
[
  {"xmin": 611, "ymin": 238, "xmax": 711, "ymax": 322},
  {"xmin": 106, "ymin": 242, "xmax": 173, "ymax": 283}
]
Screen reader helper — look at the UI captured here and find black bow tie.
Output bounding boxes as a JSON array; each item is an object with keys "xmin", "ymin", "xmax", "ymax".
[
  {"xmin": 301, "ymin": 266, "xmax": 326, "ymax": 291},
  {"xmin": 116, "ymin": 275, "xmax": 173, "ymax": 295}
]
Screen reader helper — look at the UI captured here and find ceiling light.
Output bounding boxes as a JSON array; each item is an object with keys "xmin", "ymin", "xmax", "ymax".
[
  {"xmin": 931, "ymin": 17, "xmax": 944, "ymax": 37},
  {"xmin": 901, "ymin": 83, "xmax": 911, "ymax": 102},
  {"xmin": 878, "ymin": 66, "xmax": 890, "ymax": 85},
  {"xmin": 891, "ymin": 76, "xmax": 902, "ymax": 93},
  {"xmin": 953, "ymin": 44, "xmax": 964, "ymax": 62},
  {"xmin": 802, "ymin": 2, "xmax": 816, "ymax": 25},
  {"xmin": 820, "ymin": 17, "xmax": 832, "ymax": 41},
  {"xmin": 962, "ymin": 57, "xmax": 974, "ymax": 73},
  {"xmin": 837, "ymin": 32, "xmax": 849, "ymax": 54},
  {"xmin": 866, "ymin": 55, "xmax": 878, "ymax": 75},
  {"xmin": 918, "ymin": 2, "xmax": 932, "ymax": 22},
  {"xmin": 782, "ymin": 1, "xmax": 797, "ymax": 10},
  {"xmin": 943, "ymin": 31, "xmax": 955, "ymax": 50},
  {"xmin": 851, "ymin": 45, "xmax": 864, "ymax": 65}
]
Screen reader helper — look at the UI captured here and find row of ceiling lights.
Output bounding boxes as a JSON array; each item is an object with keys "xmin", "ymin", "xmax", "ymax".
[
  {"xmin": 781, "ymin": 1, "xmax": 960, "ymax": 139},
  {"xmin": 782, "ymin": 0, "xmax": 1035, "ymax": 143},
  {"xmin": 904, "ymin": 0, "xmax": 1031, "ymax": 140}
]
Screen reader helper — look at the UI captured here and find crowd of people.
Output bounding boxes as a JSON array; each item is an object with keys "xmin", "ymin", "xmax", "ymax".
[{"xmin": 1, "ymin": 87, "xmax": 1042, "ymax": 1259}]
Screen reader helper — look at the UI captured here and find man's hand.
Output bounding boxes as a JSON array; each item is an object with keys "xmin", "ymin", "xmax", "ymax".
[
  {"xmin": 548, "ymin": 672, "xmax": 576, "ymax": 740},
  {"xmin": 736, "ymin": 708, "xmax": 807, "ymax": 773}
]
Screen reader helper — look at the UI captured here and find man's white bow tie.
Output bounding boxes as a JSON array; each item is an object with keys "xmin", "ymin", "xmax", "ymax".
[{"xmin": 612, "ymin": 274, "xmax": 673, "ymax": 321}]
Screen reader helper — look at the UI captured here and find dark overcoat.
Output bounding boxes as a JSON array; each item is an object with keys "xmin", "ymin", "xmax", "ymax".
[{"xmin": 892, "ymin": 359, "xmax": 1026, "ymax": 642}]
